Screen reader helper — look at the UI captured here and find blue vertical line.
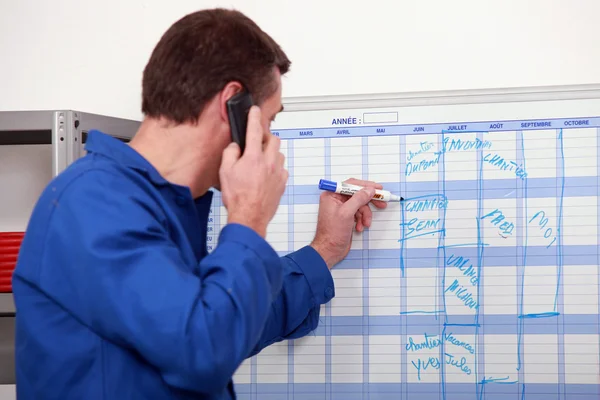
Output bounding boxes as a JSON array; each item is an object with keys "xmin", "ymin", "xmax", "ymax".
[
  {"xmin": 324, "ymin": 138, "xmax": 331, "ymax": 400},
  {"xmin": 398, "ymin": 134, "xmax": 408, "ymax": 400},
  {"xmin": 324, "ymin": 138, "xmax": 331, "ymax": 182},
  {"xmin": 437, "ymin": 131, "xmax": 447, "ymax": 400},
  {"xmin": 287, "ymin": 140, "xmax": 295, "ymax": 400},
  {"xmin": 516, "ymin": 130, "xmax": 527, "ymax": 398},
  {"xmin": 436, "ymin": 133, "xmax": 444, "ymax": 320},
  {"xmin": 474, "ymin": 132, "xmax": 485, "ymax": 400},
  {"xmin": 207, "ymin": 193, "xmax": 214, "ymax": 252},
  {"xmin": 435, "ymin": 133, "xmax": 440, "ymax": 320},
  {"xmin": 400, "ymin": 205, "xmax": 406, "ymax": 276},
  {"xmin": 555, "ymin": 129, "xmax": 565, "ymax": 400},
  {"xmin": 399, "ymin": 135, "xmax": 406, "ymax": 280},
  {"xmin": 214, "ymin": 191, "xmax": 220, "ymax": 249},
  {"xmin": 554, "ymin": 128, "xmax": 565, "ymax": 312},
  {"xmin": 361, "ymin": 136, "xmax": 370, "ymax": 399},
  {"xmin": 399, "ymin": 133, "xmax": 407, "ymax": 279},
  {"xmin": 440, "ymin": 130, "xmax": 448, "ymax": 324},
  {"xmin": 597, "ymin": 127, "xmax": 600, "ymax": 372},
  {"xmin": 251, "ymin": 355, "xmax": 257, "ymax": 400},
  {"xmin": 515, "ymin": 130, "xmax": 525, "ymax": 393},
  {"xmin": 440, "ymin": 131, "xmax": 448, "ymax": 338},
  {"xmin": 251, "ymin": 203, "xmax": 257, "ymax": 400}
]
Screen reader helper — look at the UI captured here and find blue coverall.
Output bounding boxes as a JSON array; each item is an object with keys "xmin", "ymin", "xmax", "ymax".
[{"xmin": 12, "ymin": 130, "xmax": 335, "ymax": 399}]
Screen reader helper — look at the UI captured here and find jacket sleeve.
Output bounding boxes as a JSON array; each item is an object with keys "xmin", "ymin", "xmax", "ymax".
[
  {"xmin": 40, "ymin": 170, "xmax": 284, "ymax": 394},
  {"xmin": 246, "ymin": 245, "xmax": 335, "ymax": 356}
]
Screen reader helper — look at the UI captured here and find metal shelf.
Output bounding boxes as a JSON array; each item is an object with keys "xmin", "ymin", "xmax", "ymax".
[
  {"xmin": 0, "ymin": 110, "xmax": 141, "ymax": 316},
  {"xmin": 0, "ymin": 110, "xmax": 139, "ymax": 175}
]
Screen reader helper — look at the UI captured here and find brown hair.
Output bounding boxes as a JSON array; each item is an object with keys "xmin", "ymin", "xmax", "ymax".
[{"xmin": 141, "ymin": 8, "xmax": 290, "ymax": 124}]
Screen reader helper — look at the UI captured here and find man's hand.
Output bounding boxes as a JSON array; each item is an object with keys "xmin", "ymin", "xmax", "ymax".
[
  {"xmin": 310, "ymin": 178, "xmax": 387, "ymax": 268},
  {"xmin": 219, "ymin": 106, "xmax": 288, "ymax": 238}
]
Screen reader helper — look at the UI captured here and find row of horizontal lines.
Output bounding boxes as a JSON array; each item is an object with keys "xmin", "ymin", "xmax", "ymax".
[
  {"xmin": 285, "ymin": 202, "xmax": 597, "ymax": 245},
  {"xmin": 284, "ymin": 181, "xmax": 598, "ymax": 206},
  {"xmin": 370, "ymin": 199, "xmax": 597, "ymax": 249},
  {"xmin": 287, "ymin": 128, "xmax": 598, "ymax": 184},
  {"xmin": 321, "ymin": 265, "xmax": 600, "ymax": 318},
  {"xmin": 237, "ymin": 333, "xmax": 599, "ymax": 385},
  {"xmin": 289, "ymin": 335, "xmax": 402, "ymax": 384}
]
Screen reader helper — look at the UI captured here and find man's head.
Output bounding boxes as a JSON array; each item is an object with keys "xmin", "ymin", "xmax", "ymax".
[{"xmin": 138, "ymin": 8, "xmax": 289, "ymax": 190}]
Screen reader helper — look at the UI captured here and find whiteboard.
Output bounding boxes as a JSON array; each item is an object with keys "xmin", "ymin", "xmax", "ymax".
[{"xmin": 208, "ymin": 84, "xmax": 600, "ymax": 400}]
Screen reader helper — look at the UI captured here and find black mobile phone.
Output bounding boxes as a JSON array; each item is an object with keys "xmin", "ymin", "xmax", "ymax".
[{"xmin": 226, "ymin": 90, "xmax": 253, "ymax": 154}]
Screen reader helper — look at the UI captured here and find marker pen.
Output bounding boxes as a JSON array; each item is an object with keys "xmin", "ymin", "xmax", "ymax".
[{"xmin": 318, "ymin": 179, "xmax": 403, "ymax": 202}]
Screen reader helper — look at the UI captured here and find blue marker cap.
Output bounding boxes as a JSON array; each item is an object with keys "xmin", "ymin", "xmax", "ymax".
[{"xmin": 318, "ymin": 179, "xmax": 338, "ymax": 192}]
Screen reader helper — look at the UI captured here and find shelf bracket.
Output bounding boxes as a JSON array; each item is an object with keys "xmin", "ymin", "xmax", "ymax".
[{"xmin": 51, "ymin": 111, "xmax": 82, "ymax": 177}]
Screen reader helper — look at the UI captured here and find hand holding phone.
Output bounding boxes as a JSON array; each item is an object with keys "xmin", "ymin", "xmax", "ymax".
[
  {"xmin": 219, "ymin": 105, "xmax": 288, "ymax": 238},
  {"xmin": 226, "ymin": 90, "xmax": 254, "ymax": 154}
]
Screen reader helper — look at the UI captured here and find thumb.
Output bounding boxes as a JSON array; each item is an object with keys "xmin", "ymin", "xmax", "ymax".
[
  {"xmin": 221, "ymin": 142, "xmax": 241, "ymax": 170},
  {"xmin": 342, "ymin": 187, "xmax": 375, "ymax": 214}
]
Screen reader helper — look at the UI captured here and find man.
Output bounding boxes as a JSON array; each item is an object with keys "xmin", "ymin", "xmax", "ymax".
[{"xmin": 12, "ymin": 8, "xmax": 387, "ymax": 399}]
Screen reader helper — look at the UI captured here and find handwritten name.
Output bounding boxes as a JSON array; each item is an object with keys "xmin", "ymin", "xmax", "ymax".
[
  {"xmin": 411, "ymin": 353, "xmax": 472, "ymax": 380},
  {"xmin": 445, "ymin": 279, "xmax": 479, "ymax": 310},
  {"xmin": 406, "ymin": 151, "xmax": 442, "ymax": 176},
  {"xmin": 401, "ymin": 217, "xmax": 441, "ymax": 238},
  {"xmin": 481, "ymin": 208, "xmax": 515, "ymax": 237}
]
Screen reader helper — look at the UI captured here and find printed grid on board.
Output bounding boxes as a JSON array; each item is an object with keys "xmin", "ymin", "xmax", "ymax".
[{"xmin": 206, "ymin": 118, "xmax": 600, "ymax": 400}]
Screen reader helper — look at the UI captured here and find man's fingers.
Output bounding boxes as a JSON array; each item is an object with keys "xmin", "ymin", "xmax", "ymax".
[
  {"xmin": 221, "ymin": 142, "xmax": 240, "ymax": 170},
  {"xmin": 344, "ymin": 178, "xmax": 383, "ymax": 190},
  {"xmin": 371, "ymin": 200, "xmax": 388, "ymax": 209},
  {"xmin": 342, "ymin": 186, "xmax": 375, "ymax": 215},
  {"xmin": 276, "ymin": 151, "xmax": 285, "ymax": 168},
  {"xmin": 264, "ymin": 133, "xmax": 282, "ymax": 164},
  {"xmin": 359, "ymin": 204, "xmax": 372, "ymax": 228},
  {"xmin": 243, "ymin": 106, "xmax": 263, "ymax": 155},
  {"xmin": 343, "ymin": 178, "xmax": 391, "ymax": 209},
  {"xmin": 355, "ymin": 211, "xmax": 363, "ymax": 232}
]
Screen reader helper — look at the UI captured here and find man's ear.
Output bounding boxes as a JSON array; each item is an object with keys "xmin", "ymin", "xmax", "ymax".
[{"xmin": 218, "ymin": 81, "xmax": 244, "ymax": 122}]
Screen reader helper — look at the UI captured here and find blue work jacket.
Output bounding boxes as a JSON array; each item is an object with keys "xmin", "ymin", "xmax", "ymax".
[{"xmin": 12, "ymin": 130, "xmax": 334, "ymax": 399}]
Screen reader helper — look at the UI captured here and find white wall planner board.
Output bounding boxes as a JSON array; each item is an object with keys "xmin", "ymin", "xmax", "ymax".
[{"xmin": 206, "ymin": 85, "xmax": 600, "ymax": 400}]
